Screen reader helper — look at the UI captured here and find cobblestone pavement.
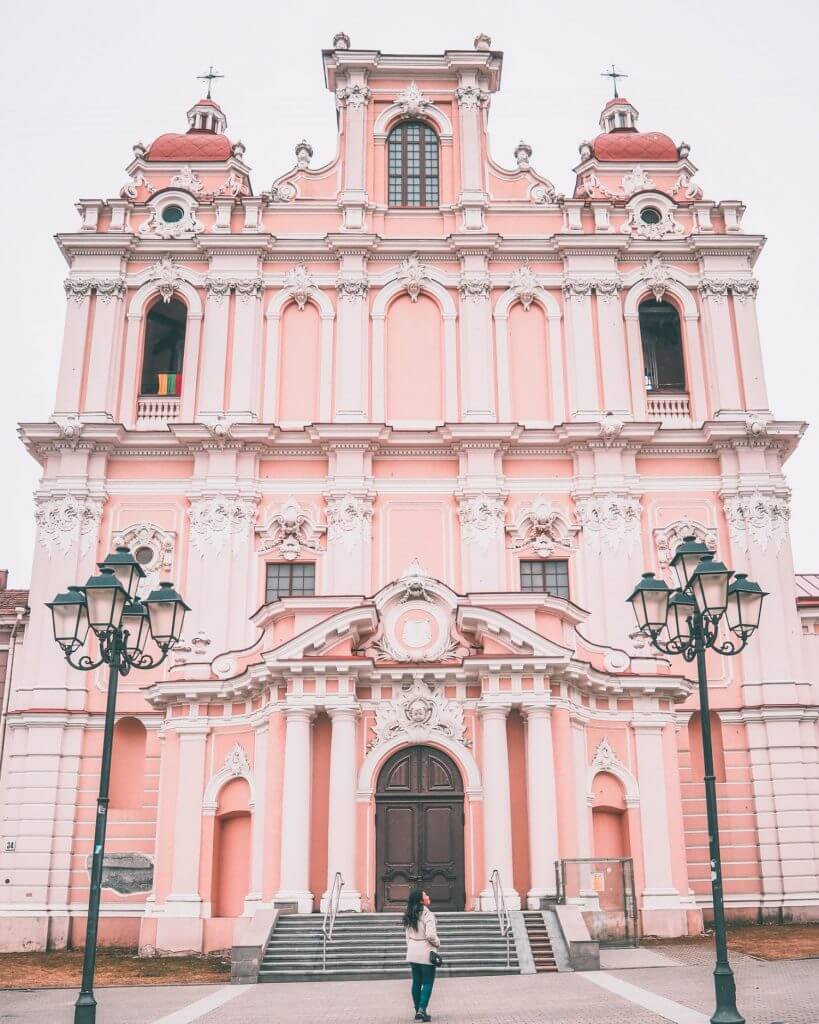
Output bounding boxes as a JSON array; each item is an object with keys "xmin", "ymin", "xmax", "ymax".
[
  {"xmin": 612, "ymin": 943, "xmax": 819, "ymax": 1024},
  {"xmin": 1, "ymin": 949, "xmax": 817, "ymax": 1024}
]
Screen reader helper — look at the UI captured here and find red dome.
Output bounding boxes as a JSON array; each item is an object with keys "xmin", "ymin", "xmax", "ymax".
[
  {"xmin": 593, "ymin": 131, "xmax": 678, "ymax": 162},
  {"xmin": 146, "ymin": 131, "xmax": 232, "ymax": 161}
]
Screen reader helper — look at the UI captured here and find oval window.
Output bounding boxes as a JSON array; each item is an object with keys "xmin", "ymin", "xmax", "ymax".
[
  {"xmin": 161, "ymin": 205, "xmax": 185, "ymax": 224},
  {"xmin": 640, "ymin": 207, "xmax": 662, "ymax": 225},
  {"xmin": 134, "ymin": 545, "xmax": 154, "ymax": 566}
]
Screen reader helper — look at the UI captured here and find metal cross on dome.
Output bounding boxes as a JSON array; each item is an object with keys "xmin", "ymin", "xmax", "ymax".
[
  {"xmin": 601, "ymin": 64, "xmax": 628, "ymax": 98},
  {"xmin": 197, "ymin": 65, "xmax": 224, "ymax": 100}
]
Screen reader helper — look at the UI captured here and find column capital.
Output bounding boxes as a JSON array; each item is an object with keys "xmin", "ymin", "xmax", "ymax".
[
  {"xmin": 477, "ymin": 699, "xmax": 512, "ymax": 720},
  {"xmin": 282, "ymin": 703, "xmax": 317, "ymax": 723},
  {"xmin": 520, "ymin": 700, "xmax": 553, "ymax": 720},
  {"xmin": 326, "ymin": 700, "xmax": 361, "ymax": 720}
]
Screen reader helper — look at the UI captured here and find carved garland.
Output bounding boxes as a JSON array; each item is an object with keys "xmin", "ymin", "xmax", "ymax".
[
  {"xmin": 188, "ymin": 496, "xmax": 258, "ymax": 557},
  {"xmin": 574, "ymin": 495, "xmax": 642, "ymax": 555},
  {"xmin": 458, "ymin": 494, "xmax": 507, "ymax": 550},
  {"xmin": 35, "ymin": 494, "xmax": 105, "ymax": 557},
  {"xmin": 256, "ymin": 498, "xmax": 325, "ymax": 560},
  {"xmin": 723, "ymin": 491, "xmax": 790, "ymax": 553}
]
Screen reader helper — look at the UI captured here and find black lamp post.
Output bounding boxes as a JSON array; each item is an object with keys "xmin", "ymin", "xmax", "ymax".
[
  {"xmin": 627, "ymin": 538, "xmax": 767, "ymax": 1024},
  {"xmin": 46, "ymin": 547, "xmax": 189, "ymax": 1024}
]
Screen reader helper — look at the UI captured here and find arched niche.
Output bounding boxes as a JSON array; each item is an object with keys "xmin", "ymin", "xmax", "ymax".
[
  {"xmin": 109, "ymin": 717, "xmax": 147, "ymax": 810},
  {"xmin": 277, "ymin": 300, "xmax": 322, "ymax": 425},
  {"xmin": 211, "ymin": 777, "xmax": 252, "ymax": 918},
  {"xmin": 384, "ymin": 292, "xmax": 443, "ymax": 424}
]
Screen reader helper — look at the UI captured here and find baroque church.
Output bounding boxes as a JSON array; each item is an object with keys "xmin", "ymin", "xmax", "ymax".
[{"xmin": 2, "ymin": 33, "xmax": 818, "ymax": 957}]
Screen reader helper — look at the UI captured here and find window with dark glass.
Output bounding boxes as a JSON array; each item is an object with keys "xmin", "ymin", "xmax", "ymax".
[
  {"xmin": 140, "ymin": 297, "xmax": 186, "ymax": 397},
  {"xmin": 520, "ymin": 559, "xmax": 570, "ymax": 599},
  {"xmin": 265, "ymin": 562, "xmax": 316, "ymax": 602},
  {"xmin": 639, "ymin": 300, "xmax": 686, "ymax": 391},
  {"xmin": 388, "ymin": 121, "xmax": 440, "ymax": 208}
]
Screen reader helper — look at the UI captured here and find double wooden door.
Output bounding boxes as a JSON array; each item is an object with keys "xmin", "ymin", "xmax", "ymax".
[{"xmin": 375, "ymin": 745, "xmax": 465, "ymax": 911}]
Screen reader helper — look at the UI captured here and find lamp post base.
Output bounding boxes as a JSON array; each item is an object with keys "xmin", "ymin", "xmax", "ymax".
[
  {"xmin": 710, "ymin": 963, "xmax": 745, "ymax": 1024},
  {"xmin": 74, "ymin": 992, "xmax": 97, "ymax": 1024}
]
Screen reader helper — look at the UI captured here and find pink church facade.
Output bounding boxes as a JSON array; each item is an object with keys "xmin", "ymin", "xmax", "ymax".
[{"xmin": 2, "ymin": 34, "xmax": 818, "ymax": 955}]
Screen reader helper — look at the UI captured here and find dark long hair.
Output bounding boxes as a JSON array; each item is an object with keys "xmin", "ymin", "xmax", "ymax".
[{"xmin": 402, "ymin": 888, "xmax": 424, "ymax": 929}]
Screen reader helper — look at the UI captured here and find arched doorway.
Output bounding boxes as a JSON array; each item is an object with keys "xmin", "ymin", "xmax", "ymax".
[{"xmin": 375, "ymin": 745, "xmax": 465, "ymax": 911}]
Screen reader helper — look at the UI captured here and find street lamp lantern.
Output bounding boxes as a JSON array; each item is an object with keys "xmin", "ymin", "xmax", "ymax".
[
  {"xmin": 142, "ymin": 581, "xmax": 189, "ymax": 650},
  {"xmin": 725, "ymin": 573, "xmax": 767, "ymax": 637},
  {"xmin": 81, "ymin": 567, "xmax": 129, "ymax": 637},
  {"xmin": 46, "ymin": 551, "xmax": 190, "ymax": 1024},
  {"xmin": 627, "ymin": 571, "xmax": 672, "ymax": 634},
  {"xmin": 46, "ymin": 586, "xmax": 89, "ymax": 654},
  {"xmin": 666, "ymin": 590, "xmax": 696, "ymax": 645},
  {"xmin": 626, "ymin": 537, "xmax": 766, "ymax": 1024},
  {"xmin": 669, "ymin": 534, "xmax": 712, "ymax": 590},
  {"xmin": 121, "ymin": 599, "xmax": 151, "ymax": 660},
  {"xmin": 687, "ymin": 554, "xmax": 732, "ymax": 619},
  {"xmin": 98, "ymin": 545, "xmax": 145, "ymax": 600}
]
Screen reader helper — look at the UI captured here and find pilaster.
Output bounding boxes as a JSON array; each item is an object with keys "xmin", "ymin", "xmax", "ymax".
[{"xmin": 275, "ymin": 706, "xmax": 316, "ymax": 913}]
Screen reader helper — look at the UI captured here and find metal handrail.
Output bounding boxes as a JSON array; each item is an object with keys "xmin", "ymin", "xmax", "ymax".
[
  {"xmin": 321, "ymin": 871, "xmax": 344, "ymax": 971},
  {"xmin": 489, "ymin": 868, "xmax": 512, "ymax": 968}
]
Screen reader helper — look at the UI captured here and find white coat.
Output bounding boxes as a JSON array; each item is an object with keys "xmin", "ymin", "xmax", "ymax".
[{"xmin": 405, "ymin": 906, "xmax": 441, "ymax": 965}]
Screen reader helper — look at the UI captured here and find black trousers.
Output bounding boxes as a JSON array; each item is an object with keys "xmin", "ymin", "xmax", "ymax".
[{"xmin": 410, "ymin": 962, "xmax": 436, "ymax": 1011}]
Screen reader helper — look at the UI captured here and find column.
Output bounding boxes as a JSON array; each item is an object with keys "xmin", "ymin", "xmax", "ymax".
[
  {"xmin": 459, "ymin": 276, "xmax": 495, "ymax": 419},
  {"xmin": 246, "ymin": 719, "xmax": 268, "ymax": 912},
  {"xmin": 197, "ymin": 284, "xmax": 231, "ymax": 416},
  {"xmin": 523, "ymin": 704, "xmax": 560, "ymax": 906},
  {"xmin": 157, "ymin": 726, "xmax": 209, "ymax": 951},
  {"xmin": 633, "ymin": 720, "xmax": 685, "ymax": 934},
  {"xmin": 731, "ymin": 289, "xmax": 770, "ymax": 412},
  {"xmin": 83, "ymin": 281, "xmax": 126, "ymax": 418},
  {"xmin": 228, "ymin": 282, "xmax": 262, "ymax": 420},
  {"xmin": 322, "ymin": 704, "xmax": 362, "ymax": 911},
  {"xmin": 623, "ymin": 315, "xmax": 648, "ymax": 419},
  {"xmin": 275, "ymin": 707, "xmax": 315, "ymax": 912},
  {"xmin": 54, "ymin": 286, "xmax": 92, "ymax": 414},
  {"xmin": 478, "ymin": 703, "xmax": 519, "ymax": 909},
  {"xmin": 563, "ymin": 282, "xmax": 601, "ymax": 417},
  {"xmin": 337, "ymin": 71, "xmax": 369, "ymax": 230},
  {"xmin": 333, "ymin": 261, "xmax": 369, "ymax": 421},
  {"xmin": 596, "ymin": 287, "xmax": 631, "ymax": 415},
  {"xmin": 700, "ymin": 286, "xmax": 742, "ymax": 415},
  {"xmin": 570, "ymin": 717, "xmax": 591, "ymax": 858},
  {"xmin": 455, "ymin": 73, "xmax": 489, "ymax": 230}
]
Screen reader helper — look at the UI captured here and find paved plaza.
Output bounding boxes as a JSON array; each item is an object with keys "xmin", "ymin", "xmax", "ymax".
[{"xmin": 1, "ymin": 947, "xmax": 817, "ymax": 1024}]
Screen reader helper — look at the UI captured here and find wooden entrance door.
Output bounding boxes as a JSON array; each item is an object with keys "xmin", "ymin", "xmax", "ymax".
[{"xmin": 375, "ymin": 745, "xmax": 465, "ymax": 911}]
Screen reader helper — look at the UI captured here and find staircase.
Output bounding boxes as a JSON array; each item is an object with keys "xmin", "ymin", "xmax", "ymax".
[
  {"xmin": 522, "ymin": 911, "xmax": 557, "ymax": 972},
  {"xmin": 259, "ymin": 912, "xmax": 521, "ymax": 982}
]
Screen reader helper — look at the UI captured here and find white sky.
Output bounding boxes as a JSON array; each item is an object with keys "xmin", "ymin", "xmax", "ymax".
[{"xmin": 1, "ymin": 0, "xmax": 817, "ymax": 587}]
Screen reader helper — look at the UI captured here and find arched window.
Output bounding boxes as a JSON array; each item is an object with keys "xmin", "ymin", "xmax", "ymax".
[
  {"xmin": 388, "ymin": 121, "xmax": 439, "ymax": 208},
  {"xmin": 140, "ymin": 297, "xmax": 187, "ymax": 397},
  {"xmin": 639, "ymin": 299, "xmax": 685, "ymax": 392}
]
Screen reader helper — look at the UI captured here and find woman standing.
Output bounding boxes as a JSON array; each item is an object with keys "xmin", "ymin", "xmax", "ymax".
[{"xmin": 403, "ymin": 888, "xmax": 441, "ymax": 1022}]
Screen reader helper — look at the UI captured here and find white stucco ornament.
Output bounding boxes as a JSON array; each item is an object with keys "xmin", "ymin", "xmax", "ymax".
[
  {"xmin": 574, "ymin": 494, "xmax": 642, "ymax": 555},
  {"xmin": 458, "ymin": 494, "xmax": 507, "ymax": 550},
  {"xmin": 396, "ymin": 82, "xmax": 430, "ymax": 118},
  {"xmin": 370, "ymin": 675, "xmax": 468, "ymax": 749},
  {"xmin": 150, "ymin": 257, "xmax": 184, "ymax": 303},
  {"xmin": 283, "ymin": 264, "xmax": 315, "ymax": 310},
  {"xmin": 641, "ymin": 255, "xmax": 674, "ymax": 302},
  {"xmin": 507, "ymin": 499, "xmax": 575, "ymax": 557},
  {"xmin": 723, "ymin": 491, "xmax": 790, "ymax": 553},
  {"xmin": 256, "ymin": 499, "xmax": 325, "ymax": 560},
  {"xmin": 398, "ymin": 254, "xmax": 429, "ymax": 302},
  {"xmin": 170, "ymin": 166, "xmax": 204, "ymax": 196},
  {"xmin": 653, "ymin": 519, "xmax": 717, "ymax": 569},
  {"xmin": 510, "ymin": 264, "xmax": 538, "ymax": 311},
  {"xmin": 35, "ymin": 494, "xmax": 105, "ymax": 557},
  {"xmin": 326, "ymin": 493, "xmax": 373, "ymax": 552},
  {"xmin": 188, "ymin": 496, "xmax": 258, "ymax": 557},
  {"xmin": 398, "ymin": 558, "xmax": 433, "ymax": 603},
  {"xmin": 112, "ymin": 522, "xmax": 176, "ymax": 599},
  {"xmin": 224, "ymin": 742, "xmax": 251, "ymax": 778}
]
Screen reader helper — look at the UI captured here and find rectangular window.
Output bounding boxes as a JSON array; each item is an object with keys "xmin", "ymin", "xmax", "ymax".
[
  {"xmin": 519, "ymin": 559, "xmax": 570, "ymax": 599},
  {"xmin": 265, "ymin": 562, "xmax": 316, "ymax": 602}
]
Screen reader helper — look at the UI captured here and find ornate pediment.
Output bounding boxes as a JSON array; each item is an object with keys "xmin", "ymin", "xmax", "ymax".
[{"xmin": 369, "ymin": 674, "xmax": 469, "ymax": 749}]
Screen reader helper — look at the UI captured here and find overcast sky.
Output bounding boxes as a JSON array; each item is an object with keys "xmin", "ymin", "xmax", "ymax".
[{"xmin": 2, "ymin": 0, "xmax": 817, "ymax": 587}]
